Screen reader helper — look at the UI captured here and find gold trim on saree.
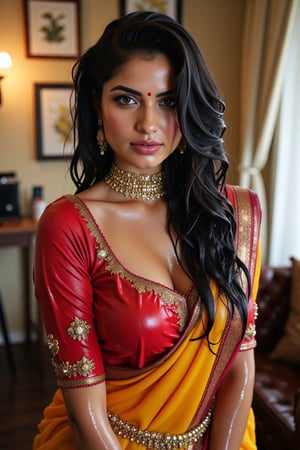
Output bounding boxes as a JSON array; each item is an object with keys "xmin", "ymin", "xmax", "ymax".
[
  {"xmin": 190, "ymin": 186, "xmax": 261, "ymax": 428},
  {"xmin": 107, "ymin": 408, "xmax": 212, "ymax": 449},
  {"xmin": 66, "ymin": 194, "xmax": 189, "ymax": 332},
  {"xmin": 230, "ymin": 186, "xmax": 261, "ymax": 290},
  {"xmin": 230, "ymin": 186, "xmax": 261, "ymax": 350}
]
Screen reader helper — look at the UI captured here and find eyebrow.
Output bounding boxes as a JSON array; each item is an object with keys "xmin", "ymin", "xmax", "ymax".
[{"xmin": 110, "ymin": 85, "xmax": 175, "ymax": 98}]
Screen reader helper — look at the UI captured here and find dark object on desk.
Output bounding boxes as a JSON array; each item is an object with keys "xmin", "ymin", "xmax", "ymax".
[
  {"xmin": 253, "ymin": 265, "xmax": 300, "ymax": 450},
  {"xmin": 0, "ymin": 172, "xmax": 21, "ymax": 220}
]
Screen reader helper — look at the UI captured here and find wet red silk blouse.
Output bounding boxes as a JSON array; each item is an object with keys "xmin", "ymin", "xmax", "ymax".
[
  {"xmin": 34, "ymin": 195, "xmax": 255, "ymax": 388},
  {"xmin": 34, "ymin": 196, "xmax": 194, "ymax": 387}
]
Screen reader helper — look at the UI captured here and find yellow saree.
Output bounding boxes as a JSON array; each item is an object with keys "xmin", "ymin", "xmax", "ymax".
[{"xmin": 33, "ymin": 186, "xmax": 261, "ymax": 450}]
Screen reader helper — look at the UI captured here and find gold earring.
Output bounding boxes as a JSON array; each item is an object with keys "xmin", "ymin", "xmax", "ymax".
[
  {"xmin": 178, "ymin": 140, "xmax": 186, "ymax": 154},
  {"xmin": 97, "ymin": 120, "xmax": 107, "ymax": 156}
]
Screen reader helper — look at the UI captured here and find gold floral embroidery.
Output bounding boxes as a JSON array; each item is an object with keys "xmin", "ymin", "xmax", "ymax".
[
  {"xmin": 67, "ymin": 195, "xmax": 189, "ymax": 332},
  {"xmin": 67, "ymin": 316, "xmax": 91, "ymax": 340},
  {"xmin": 52, "ymin": 355, "xmax": 95, "ymax": 378},
  {"xmin": 240, "ymin": 304, "xmax": 258, "ymax": 351},
  {"xmin": 242, "ymin": 302, "xmax": 258, "ymax": 342},
  {"xmin": 47, "ymin": 334, "xmax": 59, "ymax": 356},
  {"xmin": 244, "ymin": 323, "xmax": 256, "ymax": 340}
]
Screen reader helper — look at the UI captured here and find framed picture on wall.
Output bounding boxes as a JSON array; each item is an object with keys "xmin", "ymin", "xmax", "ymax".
[
  {"xmin": 120, "ymin": 0, "xmax": 182, "ymax": 22},
  {"xmin": 35, "ymin": 83, "xmax": 74, "ymax": 160},
  {"xmin": 24, "ymin": 0, "xmax": 80, "ymax": 58}
]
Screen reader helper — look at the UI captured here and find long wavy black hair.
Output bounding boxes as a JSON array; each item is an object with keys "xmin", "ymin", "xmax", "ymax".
[{"xmin": 70, "ymin": 11, "xmax": 250, "ymax": 345}]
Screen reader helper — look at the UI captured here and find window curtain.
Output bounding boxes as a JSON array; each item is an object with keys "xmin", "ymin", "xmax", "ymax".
[
  {"xmin": 268, "ymin": 0, "xmax": 300, "ymax": 265},
  {"xmin": 238, "ymin": 0, "xmax": 297, "ymax": 262}
]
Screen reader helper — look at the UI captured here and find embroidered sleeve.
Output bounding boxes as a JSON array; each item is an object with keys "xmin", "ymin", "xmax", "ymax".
[
  {"xmin": 34, "ymin": 197, "xmax": 105, "ymax": 388},
  {"xmin": 239, "ymin": 236, "xmax": 261, "ymax": 352},
  {"xmin": 240, "ymin": 301, "xmax": 258, "ymax": 351}
]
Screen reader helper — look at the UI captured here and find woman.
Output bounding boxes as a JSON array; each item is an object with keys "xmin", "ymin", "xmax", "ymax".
[{"xmin": 33, "ymin": 11, "xmax": 261, "ymax": 450}]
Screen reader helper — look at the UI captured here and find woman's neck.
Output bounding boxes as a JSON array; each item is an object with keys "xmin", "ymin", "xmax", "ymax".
[{"xmin": 104, "ymin": 163, "xmax": 166, "ymax": 201}]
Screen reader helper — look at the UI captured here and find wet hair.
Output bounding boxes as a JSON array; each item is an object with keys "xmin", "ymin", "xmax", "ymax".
[{"xmin": 70, "ymin": 11, "xmax": 250, "ymax": 346}]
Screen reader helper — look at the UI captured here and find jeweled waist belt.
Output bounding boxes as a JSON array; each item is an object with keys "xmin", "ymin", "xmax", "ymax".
[{"xmin": 107, "ymin": 408, "xmax": 212, "ymax": 449}]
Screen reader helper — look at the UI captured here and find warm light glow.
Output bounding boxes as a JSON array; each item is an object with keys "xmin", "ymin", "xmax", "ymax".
[{"xmin": 0, "ymin": 52, "xmax": 12, "ymax": 69}]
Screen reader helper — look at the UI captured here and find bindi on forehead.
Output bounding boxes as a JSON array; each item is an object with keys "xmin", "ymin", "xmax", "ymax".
[{"xmin": 147, "ymin": 92, "xmax": 152, "ymax": 96}]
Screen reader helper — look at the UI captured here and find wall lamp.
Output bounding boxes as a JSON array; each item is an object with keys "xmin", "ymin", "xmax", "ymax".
[{"xmin": 0, "ymin": 52, "xmax": 12, "ymax": 106}]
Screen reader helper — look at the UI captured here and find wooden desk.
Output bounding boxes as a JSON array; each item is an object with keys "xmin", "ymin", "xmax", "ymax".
[{"xmin": 0, "ymin": 218, "xmax": 37, "ymax": 342}]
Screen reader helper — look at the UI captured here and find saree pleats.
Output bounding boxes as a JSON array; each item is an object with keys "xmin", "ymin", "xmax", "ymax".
[{"xmin": 33, "ymin": 389, "xmax": 75, "ymax": 449}]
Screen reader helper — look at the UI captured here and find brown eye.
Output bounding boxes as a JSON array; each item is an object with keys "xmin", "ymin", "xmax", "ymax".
[
  {"xmin": 114, "ymin": 95, "xmax": 136, "ymax": 105},
  {"xmin": 158, "ymin": 97, "xmax": 176, "ymax": 109}
]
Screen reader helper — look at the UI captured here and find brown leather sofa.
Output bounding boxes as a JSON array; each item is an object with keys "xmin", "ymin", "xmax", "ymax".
[{"xmin": 253, "ymin": 266, "xmax": 300, "ymax": 450}]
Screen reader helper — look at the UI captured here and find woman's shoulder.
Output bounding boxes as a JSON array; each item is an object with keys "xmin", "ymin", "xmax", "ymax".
[
  {"xmin": 37, "ymin": 195, "xmax": 90, "ymax": 239},
  {"xmin": 40, "ymin": 195, "xmax": 79, "ymax": 221}
]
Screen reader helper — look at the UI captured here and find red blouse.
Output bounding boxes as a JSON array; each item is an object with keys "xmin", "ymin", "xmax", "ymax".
[
  {"xmin": 33, "ymin": 195, "xmax": 256, "ymax": 388},
  {"xmin": 34, "ymin": 195, "xmax": 194, "ymax": 387}
]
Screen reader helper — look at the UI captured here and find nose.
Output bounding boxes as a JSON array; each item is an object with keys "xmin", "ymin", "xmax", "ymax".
[{"xmin": 136, "ymin": 105, "xmax": 158, "ymax": 134}]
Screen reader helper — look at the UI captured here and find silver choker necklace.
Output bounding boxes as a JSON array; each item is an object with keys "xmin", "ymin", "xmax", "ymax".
[{"xmin": 104, "ymin": 163, "xmax": 166, "ymax": 200}]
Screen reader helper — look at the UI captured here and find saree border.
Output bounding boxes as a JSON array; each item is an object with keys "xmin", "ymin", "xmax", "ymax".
[
  {"xmin": 189, "ymin": 185, "xmax": 262, "ymax": 427},
  {"xmin": 228, "ymin": 186, "xmax": 262, "ymax": 284}
]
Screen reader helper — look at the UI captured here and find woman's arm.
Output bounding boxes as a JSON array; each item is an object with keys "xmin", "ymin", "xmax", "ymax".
[
  {"xmin": 62, "ymin": 383, "xmax": 122, "ymax": 450},
  {"xmin": 209, "ymin": 349, "xmax": 255, "ymax": 450},
  {"xmin": 34, "ymin": 198, "xmax": 120, "ymax": 449}
]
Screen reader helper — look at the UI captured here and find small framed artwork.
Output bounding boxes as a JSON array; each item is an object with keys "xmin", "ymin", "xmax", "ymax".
[
  {"xmin": 120, "ymin": 0, "xmax": 181, "ymax": 22},
  {"xmin": 35, "ymin": 83, "xmax": 74, "ymax": 160},
  {"xmin": 24, "ymin": 0, "xmax": 80, "ymax": 58}
]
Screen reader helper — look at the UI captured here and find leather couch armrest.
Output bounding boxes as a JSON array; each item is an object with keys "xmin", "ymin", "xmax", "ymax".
[{"xmin": 256, "ymin": 266, "xmax": 292, "ymax": 353}]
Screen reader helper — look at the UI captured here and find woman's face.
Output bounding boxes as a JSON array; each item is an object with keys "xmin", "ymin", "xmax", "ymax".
[{"xmin": 100, "ymin": 53, "xmax": 182, "ymax": 173}]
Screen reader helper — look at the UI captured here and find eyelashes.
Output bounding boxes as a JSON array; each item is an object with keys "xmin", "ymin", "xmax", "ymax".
[
  {"xmin": 112, "ymin": 94, "xmax": 177, "ymax": 109},
  {"xmin": 160, "ymin": 97, "xmax": 176, "ymax": 109},
  {"xmin": 113, "ymin": 95, "xmax": 136, "ymax": 105}
]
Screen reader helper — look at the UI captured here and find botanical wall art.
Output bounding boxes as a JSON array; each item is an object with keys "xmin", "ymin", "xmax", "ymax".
[
  {"xmin": 24, "ymin": 0, "xmax": 80, "ymax": 58},
  {"xmin": 35, "ymin": 83, "xmax": 74, "ymax": 160}
]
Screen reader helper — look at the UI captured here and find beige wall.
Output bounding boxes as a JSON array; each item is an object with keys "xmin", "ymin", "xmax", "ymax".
[{"xmin": 0, "ymin": 0, "xmax": 246, "ymax": 340}]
